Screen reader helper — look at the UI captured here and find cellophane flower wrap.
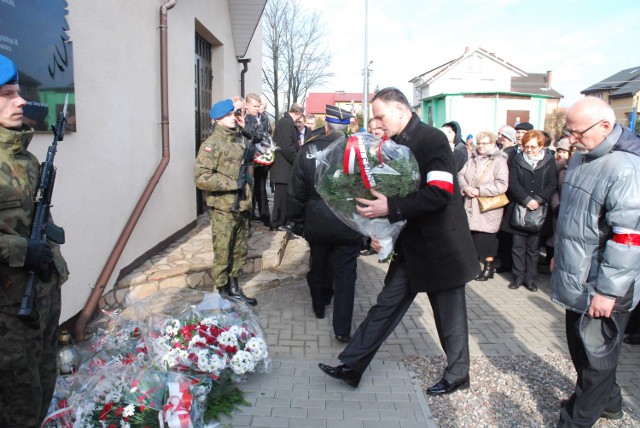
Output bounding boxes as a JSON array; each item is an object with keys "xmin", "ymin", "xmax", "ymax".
[
  {"xmin": 43, "ymin": 289, "xmax": 269, "ymax": 427},
  {"xmin": 315, "ymin": 132, "xmax": 420, "ymax": 260},
  {"xmin": 141, "ymin": 290, "xmax": 270, "ymax": 378}
]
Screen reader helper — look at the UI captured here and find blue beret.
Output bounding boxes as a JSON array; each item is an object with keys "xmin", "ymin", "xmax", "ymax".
[
  {"xmin": 0, "ymin": 54, "xmax": 18, "ymax": 86},
  {"xmin": 325, "ymin": 104, "xmax": 353, "ymax": 125},
  {"xmin": 466, "ymin": 134, "xmax": 473, "ymax": 140},
  {"xmin": 210, "ymin": 99, "xmax": 234, "ymax": 120}
]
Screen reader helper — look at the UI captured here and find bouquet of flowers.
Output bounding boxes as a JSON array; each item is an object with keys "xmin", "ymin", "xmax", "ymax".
[
  {"xmin": 141, "ymin": 291, "xmax": 270, "ymax": 378},
  {"xmin": 315, "ymin": 132, "xmax": 420, "ymax": 260}
]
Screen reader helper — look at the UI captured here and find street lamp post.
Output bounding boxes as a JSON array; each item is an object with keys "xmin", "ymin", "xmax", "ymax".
[{"xmin": 362, "ymin": 0, "xmax": 369, "ymax": 128}]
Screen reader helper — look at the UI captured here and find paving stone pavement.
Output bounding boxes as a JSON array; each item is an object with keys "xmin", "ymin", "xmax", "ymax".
[{"xmin": 113, "ymin": 212, "xmax": 640, "ymax": 427}]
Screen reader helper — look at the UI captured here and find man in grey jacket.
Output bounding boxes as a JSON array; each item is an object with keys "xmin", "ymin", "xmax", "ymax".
[{"xmin": 552, "ymin": 97, "xmax": 640, "ymax": 427}]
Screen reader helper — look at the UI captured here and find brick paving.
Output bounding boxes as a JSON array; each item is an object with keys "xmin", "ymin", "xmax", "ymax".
[{"xmin": 116, "ymin": 213, "xmax": 640, "ymax": 427}]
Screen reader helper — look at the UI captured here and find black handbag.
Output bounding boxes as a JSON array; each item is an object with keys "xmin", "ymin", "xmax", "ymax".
[{"xmin": 511, "ymin": 204, "xmax": 548, "ymax": 233}]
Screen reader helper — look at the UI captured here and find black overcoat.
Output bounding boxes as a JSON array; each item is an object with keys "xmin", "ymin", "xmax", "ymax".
[
  {"xmin": 286, "ymin": 131, "xmax": 363, "ymax": 245},
  {"xmin": 270, "ymin": 112, "xmax": 299, "ymax": 184},
  {"xmin": 501, "ymin": 150, "xmax": 557, "ymax": 236},
  {"xmin": 386, "ymin": 114, "xmax": 478, "ymax": 292}
]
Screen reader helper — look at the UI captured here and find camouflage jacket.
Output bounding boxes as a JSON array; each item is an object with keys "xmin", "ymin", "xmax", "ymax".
[
  {"xmin": 0, "ymin": 125, "xmax": 69, "ymax": 306},
  {"xmin": 194, "ymin": 124, "xmax": 253, "ymax": 212}
]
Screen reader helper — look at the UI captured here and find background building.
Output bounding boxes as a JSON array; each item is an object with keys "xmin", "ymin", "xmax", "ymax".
[
  {"xmin": 13, "ymin": 0, "xmax": 265, "ymax": 322},
  {"xmin": 410, "ymin": 47, "xmax": 562, "ymax": 135}
]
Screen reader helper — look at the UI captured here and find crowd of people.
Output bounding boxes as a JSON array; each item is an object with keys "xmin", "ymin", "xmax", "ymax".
[{"xmin": 2, "ymin": 46, "xmax": 639, "ymax": 427}]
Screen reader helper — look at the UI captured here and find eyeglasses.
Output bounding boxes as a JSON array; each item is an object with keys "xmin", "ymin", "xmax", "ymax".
[
  {"xmin": 476, "ymin": 142, "xmax": 492, "ymax": 146},
  {"xmin": 523, "ymin": 145, "xmax": 540, "ymax": 151},
  {"xmin": 563, "ymin": 119, "xmax": 603, "ymax": 139}
]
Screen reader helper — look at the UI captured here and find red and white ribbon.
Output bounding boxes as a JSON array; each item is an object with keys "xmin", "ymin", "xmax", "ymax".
[
  {"xmin": 162, "ymin": 381, "xmax": 194, "ymax": 428},
  {"xmin": 343, "ymin": 135, "xmax": 376, "ymax": 189}
]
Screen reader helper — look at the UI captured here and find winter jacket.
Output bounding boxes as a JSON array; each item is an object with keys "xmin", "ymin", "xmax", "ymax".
[
  {"xmin": 386, "ymin": 114, "xmax": 478, "ymax": 292},
  {"xmin": 500, "ymin": 149, "xmax": 557, "ymax": 236},
  {"xmin": 286, "ymin": 131, "xmax": 363, "ymax": 245},
  {"xmin": 458, "ymin": 147, "xmax": 509, "ymax": 233},
  {"xmin": 0, "ymin": 125, "xmax": 69, "ymax": 306},
  {"xmin": 270, "ymin": 112, "xmax": 299, "ymax": 184},
  {"xmin": 551, "ymin": 126, "xmax": 640, "ymax": 313}
]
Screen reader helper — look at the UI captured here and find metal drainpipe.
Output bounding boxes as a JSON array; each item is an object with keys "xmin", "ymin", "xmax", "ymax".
[
  {"xmin": 238, "ymin": 58, "xmax": 250, "ymax": 97},
  {"xmin": 73, "ymin": 0, "xmax": 177, "ymax": 340}
]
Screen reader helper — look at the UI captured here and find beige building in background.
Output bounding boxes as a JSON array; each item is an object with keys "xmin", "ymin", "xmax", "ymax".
[
  {"xmin": 581, "ymin": 66, "xmax": 640, "ymax": 129},
  {"xmin": 24, "ymin": 0, "xmax": 265, "ymax": 322}
]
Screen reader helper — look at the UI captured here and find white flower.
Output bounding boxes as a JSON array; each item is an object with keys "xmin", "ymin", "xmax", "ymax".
[
  {"xmin": 162, "ymin": 319, "xmax": 181, "ymax": 336},
  {"xmin": 196, "ymin": 352, "xmax": 226, "ymax": 373},
  {"xmin": 200, "ymin": 317, "xmax": 219, "ymax": 327},
  {"xmin": 122, "ymin": 404, "xmax": 135, "ymax": 418},
  {"xmin": 244, "ymin": 337, "xmax": 268, "ymax": 361},
  {"xmin": 189, "ymin": 335, "xmax": 207, "ymax": 348},
  {"xmin": 217, "ymin": 330, "xmax": 238, "ymax": 348},
  {"xmin": 228, "ymin": 325, "xmax": 248, "ymax": 338},
  {"xmin": 229, "ymin": 350, "xmax": 256, "ymax": 374}
]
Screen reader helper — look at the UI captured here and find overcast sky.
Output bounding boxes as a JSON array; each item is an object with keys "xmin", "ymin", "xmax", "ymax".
[{"xmin": 306, "ymin": 0, "xmax": 640, "ymax": 108}]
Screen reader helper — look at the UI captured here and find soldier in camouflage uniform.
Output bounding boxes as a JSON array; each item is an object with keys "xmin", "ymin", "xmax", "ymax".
[
  {"xmin": 194, "ymin": 98, "xmax": 257, "ymax": 306},
  {"xmin": 0, "ymin": 54, "xmax": 69, "ymax": 427}
]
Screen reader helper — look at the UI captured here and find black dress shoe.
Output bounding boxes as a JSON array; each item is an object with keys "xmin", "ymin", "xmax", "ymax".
[
  {"xmin": 560, "ymin": 399, "xmax": 623, "ymax": 420},
  {"xmin": 508, "ymin": 281, "xmax": 521, "ymax": 290},
  {"xmin": 334, "ymin": 334, "xmax": 351, "ymax": 343},
  {"xmin": 318, "ymin": 363, "xmax": 362, "ymax": 387},
  {"xmin": 313, "ymin": 307, "xmax": 325, "ymax": 319},
  {"xmin": 426, "ymin": 377, "xmax": 470, "ymax": 395},
  {"xmin": 525, "ymin": 282, "xmax": 538, "ymax": 292},
  {"xmin": 359, "ymin": 248, "xmax": 376, "ymax": 256},
  {"xmin": 624, "ymin": 333, "xmax": 640, "ymax": 345}
]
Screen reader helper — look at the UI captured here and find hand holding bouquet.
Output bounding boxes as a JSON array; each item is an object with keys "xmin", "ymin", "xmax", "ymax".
[{"xmin": 315, "ymin": 132, "xmax": 420, "ymax": 260}]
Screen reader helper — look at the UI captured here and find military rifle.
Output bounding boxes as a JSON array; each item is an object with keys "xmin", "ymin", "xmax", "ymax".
[
  {"xmin": 231, "ymin": 141, "xmax": 254, "ymax": 213},
  {"xmin": 17, "ymin": 95, "xmax": 68, "ymax": 322}
]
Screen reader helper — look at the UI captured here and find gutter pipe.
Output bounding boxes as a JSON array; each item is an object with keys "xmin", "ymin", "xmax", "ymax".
[
  {"xmin": 238, "ymin": 58, "xmax": 250, "ymax": 97},
  {"xmin": 74, "ymin": 0, "xmax": 177, "ymax": 339}
]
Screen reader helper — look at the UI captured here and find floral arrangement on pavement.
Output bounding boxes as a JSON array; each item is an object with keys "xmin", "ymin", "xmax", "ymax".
[
  {"xmin": 43, "ymin": 289, "xmax": 269, "ymax": 427},
  {"xmin": 314, "ymin": 132, "xmax": 420, "ymax": 260}
]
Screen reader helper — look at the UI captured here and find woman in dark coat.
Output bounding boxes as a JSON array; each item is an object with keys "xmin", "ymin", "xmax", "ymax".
[{"xmin": 501, "ymin": 130, "xmax": 557, "ymax": 292}]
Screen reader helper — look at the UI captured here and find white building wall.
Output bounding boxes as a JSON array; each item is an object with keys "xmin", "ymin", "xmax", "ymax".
[
  {"xmin": 24, "ymin": 0, "xmax": 262, "ymax": 322},
  {"xmin": 428, "ymin": 55, "xmax": 516, "ymax": 96}
]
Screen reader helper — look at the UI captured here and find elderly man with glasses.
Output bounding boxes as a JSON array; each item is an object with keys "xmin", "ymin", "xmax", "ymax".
[{"xmin": 552, "ymin": 97, "xmax": 640, "ymax": 427}]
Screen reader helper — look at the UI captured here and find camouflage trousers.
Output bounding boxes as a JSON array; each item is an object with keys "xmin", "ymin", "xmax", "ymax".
[
  {"xmin": 0, "ymin": 284, "xmax": 61, "ymax": 428},
  {"xmin": 211, "ymin": 208, "xmax": 249, "ymax": 288}
]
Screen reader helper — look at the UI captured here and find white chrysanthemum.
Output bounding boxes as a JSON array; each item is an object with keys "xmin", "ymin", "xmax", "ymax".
[
  {"xmin": 162, "ymin": 319, "xmax": 181, "ymax": 336},
  {"xmin": 122, "ymin": 404, "xmax": 135, "ymax": 418},
  {"xmin": 217, "ymin": 330, "xmax": 238, "ymax": 348},
  {"xmin": 159, "ymin": 348, "xmax": 181, "ymax": 368},
  {"xmin": 227, "ymin": 325, "xmax": 248, "ymax": 338},
  {"xmin": 120, "ymin": 422, "xmax": 131, "ymax": 428},
  {"xmin": 200, "ymin": 317, "xmax": 219, "ymax": 327},
  {"xmin": 189, "ymin": 335, "xmax": 207, "ymax": 348},
  {"xmin": 229, "ymin": 350, "xmax": 256, "ymax": 374},
  {"xmin": 196, "ymin": 352, "xmax": 226, "ymax": 373},
  {"xmin": 244, "ymin": 337, "xmax": 268, "ymax": 360}
]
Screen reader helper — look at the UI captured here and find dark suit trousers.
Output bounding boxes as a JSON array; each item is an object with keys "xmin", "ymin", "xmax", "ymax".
[
  {"xmin": 271, "ymin": 183, "xmax": 288, "ymax": 228},
  {"xmin": 253, "ymin": 166, "xmax": 270, "ymax": 221},
  {"xmin": 512, "ymin": 233, "xmax": 539, "ymax": 285},
  {"xmin": 307, "ymin": 242, "xmax": 359, "ymax": 337},
  {"xmin": 339, "ymin": 261, "xmax": 470, "ymax": 382},
  {"xmin": 558, "ymin": 309, "xmax": 630, "ymax": 428}
]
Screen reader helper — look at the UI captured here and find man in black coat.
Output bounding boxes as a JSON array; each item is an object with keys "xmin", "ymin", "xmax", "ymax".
[
  {"xmin": 287, "ymin": 105, "xmax": 363, "ymax": 342},
  {"xmin": 270, "ymin": 103, "xmax": 304, "ymax": 230},
  {"xmin": 319, "ymin": 88, "xmax": 478, "ymax": 393}
]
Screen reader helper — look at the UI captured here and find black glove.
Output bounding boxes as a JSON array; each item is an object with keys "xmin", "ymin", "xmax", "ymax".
[
  {"xmin": 25, "ymin": 239, "xmax": 53, "ymax": 270},
  {"xmin": 291, "ymin": 223, "xmax": 304, "ymax": 237}
]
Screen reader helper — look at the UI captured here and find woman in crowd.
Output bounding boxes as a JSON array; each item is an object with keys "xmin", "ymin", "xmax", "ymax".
[
  {"xmin": 544, "ymin": 137, "xmax": 572, "ymax": 266},
  {"xmin": 501, "ymin": 130, "xmax": 557, "ymax": 292},
  {"xmin": 458, "ymin": 131, "xmax": 509, "ymax": 281}
]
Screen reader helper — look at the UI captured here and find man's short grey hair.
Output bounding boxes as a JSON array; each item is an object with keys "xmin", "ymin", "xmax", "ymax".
[
  {"xmin": 325, "ymin": 122, "xmax": 345, "ymax": 134},
  {"xmin": 289, "ymin": 103, "xmax": 304, "ymax": 114}
]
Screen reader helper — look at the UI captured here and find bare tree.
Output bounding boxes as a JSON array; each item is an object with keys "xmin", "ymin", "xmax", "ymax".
[
  {"xmin": 263, "ymin": 0, "xmax": 333, "ymax": 119},
  {"xmin": 545, "ymin": 108, "xmax": 567, "ymax": 142}
]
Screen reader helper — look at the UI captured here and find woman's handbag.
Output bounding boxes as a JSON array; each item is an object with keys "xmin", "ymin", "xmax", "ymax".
[
  {"xmin": 511, "ymin": 204, "xmax": 548, "ymax": 233},
  {"xmin": 477, "ymin": 193, "xmax": 510, "ymax": 213},
  {"xmin": 474, "ymin": 160, "xmax": 509, "ymax": 213}
]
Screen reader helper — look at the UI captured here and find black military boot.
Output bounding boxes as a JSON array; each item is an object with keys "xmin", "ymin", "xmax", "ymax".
[
  {"xmin": 228, "ymin": 277, "xmax": 257, "ymax": 306},
  {"xmin": 475, "ymin": 260, "xmax": 495, "ymax": 282},
  {"xmin": 217, "ymin": 281, "xmax": 230, "ymax": 296}
]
